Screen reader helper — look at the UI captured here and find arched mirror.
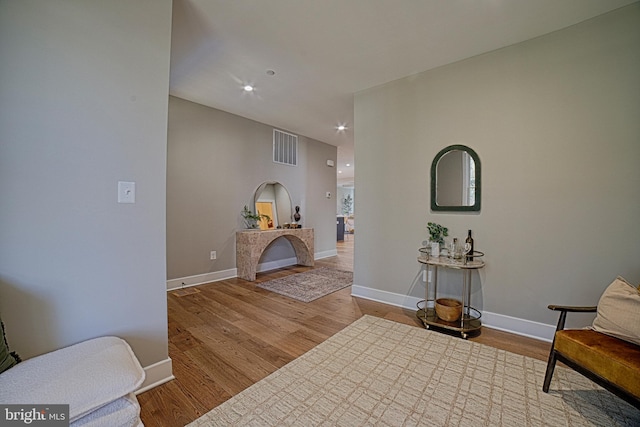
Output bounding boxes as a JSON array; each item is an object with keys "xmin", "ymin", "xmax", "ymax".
[
  {"xmin": 431, "ymin": 145, "xmax": 481, "ymax": 212},
  {"xmin": 253, "ymin": 182, "xmax": 293, "ymax": 230}
]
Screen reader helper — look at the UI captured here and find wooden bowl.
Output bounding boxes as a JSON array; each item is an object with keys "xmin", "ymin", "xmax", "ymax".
[{"xmin": 435, "ymin": 298, "xmax": 462, "ymax": 322}]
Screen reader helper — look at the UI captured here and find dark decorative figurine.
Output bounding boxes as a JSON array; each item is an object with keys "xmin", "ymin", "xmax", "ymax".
[{"xmin": 293, "ymin": 205, "xmax": 301, "ymax": 222}]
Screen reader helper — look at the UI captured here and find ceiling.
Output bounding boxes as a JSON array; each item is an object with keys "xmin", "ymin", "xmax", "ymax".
[{"xmin": 169, "ymin": 0, "xmax": 636, "ymax": 186}]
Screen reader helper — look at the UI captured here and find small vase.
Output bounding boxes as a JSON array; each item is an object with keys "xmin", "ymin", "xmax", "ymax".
[{"xmin": 430, "ymin": 242, "xmax": 440, "ymax": 258}]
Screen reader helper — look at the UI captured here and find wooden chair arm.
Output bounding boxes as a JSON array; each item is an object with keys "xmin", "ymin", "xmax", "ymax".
[
  {"xmin": 547, "ymin": 305, "xmax": 597, "ymax": 313},
  {"xmin": 547, "ymin": 304, "xmax": 597, "ymax": 332}
]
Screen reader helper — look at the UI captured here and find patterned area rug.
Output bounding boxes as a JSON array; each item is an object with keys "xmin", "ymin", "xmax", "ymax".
[
  {"xmin": 256, "ymin": 267, "xmax": 352, "ymax": 302},
  {"xmin": 188, "ymin": 315, "xmax": 639, "ymax": 427}
]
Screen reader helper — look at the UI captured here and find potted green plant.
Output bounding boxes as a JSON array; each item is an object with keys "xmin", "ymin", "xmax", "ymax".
[
  {"xmin": 241, "ymin": 205, "xmax": 270, "ymax": 229},
  {"xmin": 427, "ymin": 222, "xmax": 448, "ymax": 257},
  {"xmin": 341, "ymin": 194, "xmax": 353, "ymax": 216}
]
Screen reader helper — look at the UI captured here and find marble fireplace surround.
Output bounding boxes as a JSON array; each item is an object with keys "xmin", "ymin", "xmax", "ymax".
[{"xmin": 236, "ymin": 228, "xmax": 314, "ymax": 281}]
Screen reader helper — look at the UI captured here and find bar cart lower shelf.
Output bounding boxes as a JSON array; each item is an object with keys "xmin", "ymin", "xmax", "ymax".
[{"xmin": 416, "ymin": 302, "xmax": 482, "ymax": 339}]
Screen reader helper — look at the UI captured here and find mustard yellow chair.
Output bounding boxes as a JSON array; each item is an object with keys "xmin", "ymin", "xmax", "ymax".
[{"xmin": 542, "ymin": 302, "xmax": 640, "ymax": 409}]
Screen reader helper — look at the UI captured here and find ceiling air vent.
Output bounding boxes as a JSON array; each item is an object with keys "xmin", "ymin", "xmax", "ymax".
[{"xmin": 273, "ymin": 129, "xmax": 298, "ymax": 166}]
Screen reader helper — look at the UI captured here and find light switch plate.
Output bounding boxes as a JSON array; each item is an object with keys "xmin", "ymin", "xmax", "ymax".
[{"xmin": 118, "ymin": 181, "xmax": 136, "ymax": 203}]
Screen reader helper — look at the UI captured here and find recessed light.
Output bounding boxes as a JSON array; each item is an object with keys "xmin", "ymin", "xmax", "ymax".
[
  {"xmin": 338, "ymin": 170, "xmax": 343, "ymax": 174},
  {"xmin": 243, "ymin": 85, "xmax": 254, "ymax": 92},
  {"xmin": 337, "ymin": 125, "xmax": 346, "ymax": 131},
  {"xmin": 346, "ymin": 163, "xmax": 351, "ymax": 167},
  {"xmin": 266, "ymin": 69, "xmax": 276, "ymax": 76}
]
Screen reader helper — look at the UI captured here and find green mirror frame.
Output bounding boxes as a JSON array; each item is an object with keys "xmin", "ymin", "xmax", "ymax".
[{"xmin": 430, "ymin": 144, "xmax": 481, "ymax": 212}]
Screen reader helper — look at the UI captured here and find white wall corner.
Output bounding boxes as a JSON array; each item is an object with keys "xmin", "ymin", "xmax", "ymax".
[{"xmin": 136, "ymin": 358, "xmax": 174, "ymax": 394}]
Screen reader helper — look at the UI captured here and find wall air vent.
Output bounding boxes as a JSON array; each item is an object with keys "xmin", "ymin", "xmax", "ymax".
[{"xmin": 273, "ymin": 129, "xmax": 298, "ymax": 166}]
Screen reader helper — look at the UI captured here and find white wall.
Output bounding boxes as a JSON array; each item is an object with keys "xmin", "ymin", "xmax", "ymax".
[
  {"xmin": 0, "ymin": 0, "xmax": 172, "ymax": 383},
  {"xmin": 167, "ymin": 97, "xmax": 337, "ymax": 284},
  {"xmin": 353, "ymin": 4, "xmax": 640, "ymax": 337}
]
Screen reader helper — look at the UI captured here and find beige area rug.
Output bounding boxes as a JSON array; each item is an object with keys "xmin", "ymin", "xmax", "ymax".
[
  {"xmin": 188, "ymin": 315, "xmax": 639, "ymax": 427},
  {"xmin": 256, "ymin": 267, "xmax": 352, "ymax": 302}
]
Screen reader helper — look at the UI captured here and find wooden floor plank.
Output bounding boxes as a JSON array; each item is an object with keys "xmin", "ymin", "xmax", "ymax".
[
  {"xmin": 138, "ymin": 380, "xmax": 202, "ymax": 427},
  {"xmin": 169, "ymin": 351, "xmax": 230, "ymax": 413},
  {"xmin": 185, "ymin": 345, "xmax": 256, "ymax": 396},
  {"xmin": 188, "ymin": 323, "xmax": 279, "ymax": 382},
  {"xmin": 138, "ymin": 239, "xmax": 550, "ymax": 427}
]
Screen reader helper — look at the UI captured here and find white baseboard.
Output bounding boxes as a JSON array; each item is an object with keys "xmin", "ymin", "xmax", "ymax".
[
  {"xmin": 316, "ymin": 249, "xmax": 338, "ymax": 259},
  {"xmin": 168, "ymin": 251, "xmax": 339, "ymax": 290},
  {"xmin": 481, "ymin": 311, "xmax": 554, "ymax": 342},
  {"xmin": 351, "ymin": 285, "xmax": 554, "ymax": 342},
  {"xmin": 167, "ymin": 268, "xmax": 237, "ymax": 291},
  {"xmin": 136, "ymin": 358, "xmax": 174, "ymax": 394},
  {"xmin": 351, "ymin": 285, "xmax": 423, "ymax": 311}
]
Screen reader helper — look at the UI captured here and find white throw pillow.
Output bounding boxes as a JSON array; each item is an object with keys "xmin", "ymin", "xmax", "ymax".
[{"xmin": 591, "ymin": 276, "xmax": 640, "ymax": 346}]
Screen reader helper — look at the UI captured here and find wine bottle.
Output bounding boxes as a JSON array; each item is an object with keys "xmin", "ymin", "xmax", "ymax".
[{"xmin": 465, "ymin": 230, "xmax": 474, "ymax": 261}]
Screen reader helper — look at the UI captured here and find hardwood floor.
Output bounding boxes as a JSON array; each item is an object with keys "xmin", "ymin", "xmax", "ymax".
[{"xmin": 138, "ymin": 239, "xmax": 550, "ymax": 426}]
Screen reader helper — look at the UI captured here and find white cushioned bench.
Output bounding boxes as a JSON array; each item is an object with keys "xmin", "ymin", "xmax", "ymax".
[{"xmin": 0, "ymin": 336, "xmax": 145, "ymax": 426}]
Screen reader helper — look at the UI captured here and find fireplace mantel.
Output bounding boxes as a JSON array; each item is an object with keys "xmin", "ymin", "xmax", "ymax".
[{"xmin": 236, "ymin": 228, "xmax": 314, "ymax": 281}]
